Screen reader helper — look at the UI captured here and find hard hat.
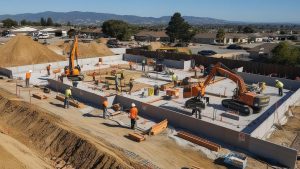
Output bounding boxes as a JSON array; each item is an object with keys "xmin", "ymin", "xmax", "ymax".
[
  {"xmin": 275, "ymin": 79, "xmax": 279, "ymax": 82},
  {"xmin": 29, "ymin": 70, "xmax": 32, "ymax": 73},
  {"xmin": 131, "ymin": 103, "xmax": 136, "ymax": 107},
  {"xmin": 49, "ymin": 64, "xmax": 52, "ymax": 66},
  {"xmin": 69, "ymin": 86, "xmax": 73, "ymax": 89}
]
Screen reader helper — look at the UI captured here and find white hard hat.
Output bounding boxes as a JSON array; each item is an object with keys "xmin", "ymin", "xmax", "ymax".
[
  {"xmin": 131, "ymin": 103, "xmax": 136, "ymax": 107},
  {"xmin": 29, "ymin": 70, "xmax": 32, "ymax": 73},
  {"xmin": 49, "ymin": 63, "xmax": 52, "ymax": 66},
  {"xmin": 275, "ymin": 79, "xmax": 279, "ymax": 82}
]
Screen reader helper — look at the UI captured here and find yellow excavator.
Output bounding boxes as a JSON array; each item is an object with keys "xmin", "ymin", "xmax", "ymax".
[{"xmin": 64, "ymin": 36, "xmax": 84, "ymax": 81}]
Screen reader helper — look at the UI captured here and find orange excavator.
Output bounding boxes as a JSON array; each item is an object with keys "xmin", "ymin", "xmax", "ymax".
[
  {"xmin": 64, "ymin": 36, "xmax": 84, "ymax": 81},
  {"xmin": 185, "ymin": 62, "xmax": 270, "ymax": 115}
]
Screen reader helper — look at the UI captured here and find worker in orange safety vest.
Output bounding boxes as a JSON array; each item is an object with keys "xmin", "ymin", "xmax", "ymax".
[
  {"xmin": 25, "ymin": 70, "xmax": 32, "ymax": 87},
  {"xmin": 102, "ymin": 99, "xmax": 109, "ymax": 119},
  {"xmin": 129, "ymin": 103, "xmax": 138, "ymax": 129}
]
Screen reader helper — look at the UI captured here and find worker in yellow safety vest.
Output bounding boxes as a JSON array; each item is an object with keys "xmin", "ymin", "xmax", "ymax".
[
  {"xmin": 64, "ymin": 87, "xmax": 72, "ymax": 109},
  {"xmin": 275, "ymin": 80, "xmax": 284, "ymax": 96}
]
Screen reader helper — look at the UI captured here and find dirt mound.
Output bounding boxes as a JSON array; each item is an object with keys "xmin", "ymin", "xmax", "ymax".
[
  {"xmin": 148, "ymin": 42, "xmax": 162, "ymax": 51},
  {"xmin": 0, "ymin": 36, "xmax": 66, "ymax": 67},
  {"xmin": 98, "ymin": 38, "xmax": 109, "ymax": 44},
  {"xmin": 63, "ymin": 41, "xmax": 114, "ymax": 58},
  {"xmin": 0, "ymin": 93, "xmax": 143, "ymax": 169}
]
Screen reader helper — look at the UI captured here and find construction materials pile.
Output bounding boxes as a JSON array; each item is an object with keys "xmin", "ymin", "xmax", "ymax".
[
  {"xmin": 0, "ymin": 36, "xmax": 66, "ymax": 67},
  {"xmin": 63, "ymin": 41, "xmax": 114, "ymax": 58}
]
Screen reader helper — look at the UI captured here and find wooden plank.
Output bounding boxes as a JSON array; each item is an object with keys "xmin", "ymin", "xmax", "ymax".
[
  {"xmin": 177, "ymin": 131, "xmax": 221, "ymax": 152},
  {"xmin": 55, "ymin": 95, "xmax": 84, "ymax": 108},
  {"xmin": 128, "ymin": 132, "xmax": 145, "ymax": 142},
  {"xmin": 32, "ymin": 93, "xmax": 47, "ymax": 100},
  {"xmin": 150, "ymin": 119, "xmax": 168, "ymax": 135}
]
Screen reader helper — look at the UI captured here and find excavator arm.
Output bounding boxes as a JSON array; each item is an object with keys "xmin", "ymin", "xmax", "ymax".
[
  {"xmin": 202, "ymin": 62, "xmax": 247, "ymax": 96},
  {"xmin": 69, "ymin": 36, "xmax": 79, "ymax": 72}
]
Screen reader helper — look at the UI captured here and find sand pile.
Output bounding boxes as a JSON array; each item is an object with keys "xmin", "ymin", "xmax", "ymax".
[
  {"xmin": 0, "ymin": 36, "xmax": 66, "ymax": 67},
  {"xmin": 63, "ymin": 41, "xmax": 114, "ymax": 58},
  {"xmin": 97, "ymin": 38, "xmax": 109, "ymax": 44},
  {"xmin": 148, "ymin": 42, "xmax": 162, "ymax": 51}
]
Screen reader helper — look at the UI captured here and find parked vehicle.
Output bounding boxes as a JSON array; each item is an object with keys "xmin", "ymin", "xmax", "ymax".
[
  {"xmin": 227, "ymin": 44, "xmax": 243, "ymax": 50},
  {"xmin": 38, "ymin": 33, "xmax": 50, "ymax": 39},
  {"xmin": 198, "ymin": 50, "xmax": 217, "ymax": 56}
]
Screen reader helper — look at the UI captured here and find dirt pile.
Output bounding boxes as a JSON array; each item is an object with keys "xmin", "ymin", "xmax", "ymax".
[
  {"xmin": 0, "ymin": 92, "xmax": 143, "ymax": 169},
  {"xmin": 148, "ymin": 42, "xmax": 162, "ymax": 51},
  {"xmin": 0, "ymin": 36, "xmax": 66, "ymax": 67},
  {"xmin": 63, "ymin": 41, "xmax": 114, "ymax": 58}
]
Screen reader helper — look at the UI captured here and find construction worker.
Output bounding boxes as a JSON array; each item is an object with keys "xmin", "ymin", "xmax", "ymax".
[
  {"xmin": 102, "ymin": 99, "xmax": 109, "ymax": 119},
  {"xmin": 129, "ymin": 61, "xmax": 133, "ymax": 70},
  {"xmin": 46, "ymin": 64, "xmax": 51, "ymax": 76},
  {"xmin": 129, "ymin": 103, "xmax": 138, "ymax": 129},
  {"xmin": 142, "ymin": 59, "xmax": 146, "ymax": 71},
  {"xmin": 115, "ymin": 75, "xmax": 119, "ymax": 92},
  {"xmin": 129, "ymin": 78, "xmax": 134, "ymax": 95},
  {"xmin": 64, "ymin": 87, "xmax": 72, "ymax": 109},
  {"xmin": 192, "ymin": 107, "xmax": 202, "ymax": 119},
  {"xmin": 172, "ymin": 73, "xmax": 178, "ymax": 87},
  {"xmin": 258, "ymin": 82, "xmax": 266, "ymax": 94},
  {"xmin": 275, "ymin": 80, "xmax": 284, "ymax": 96},
  {"xmin": 92, "ymin": 71, "xmax": 96, "ymax": 81},
  {"xmin": 25, "ymin": 70, "xmax": 32, "ymax": 87}
]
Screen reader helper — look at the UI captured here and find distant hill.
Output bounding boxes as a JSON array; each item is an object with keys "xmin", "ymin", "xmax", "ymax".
[{"xmin": 0, "ymin": 11, "xmax": 232, "ymax": 25}]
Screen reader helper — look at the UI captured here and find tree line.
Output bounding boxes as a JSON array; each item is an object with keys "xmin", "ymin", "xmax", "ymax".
[{"xmin": 1, "ymin": 17, "xmax": 62, "ymax": 27}]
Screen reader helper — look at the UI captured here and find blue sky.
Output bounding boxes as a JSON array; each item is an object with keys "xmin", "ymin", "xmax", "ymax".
[{"xmin": 1, "ymin": 0, "xmax": 299, "ymax": 23}]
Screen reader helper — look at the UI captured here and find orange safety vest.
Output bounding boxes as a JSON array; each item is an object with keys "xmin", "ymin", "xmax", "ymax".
[
  {"xmin": 129, "ymin": 107, "xmax": 138, "ymax": 119},
  {"xmin": 47, "ymin": 65, "xmax": 51, "ymax": 70},
  {"xmin": 103, "ymin": 100, "xmax": 108, "ymax": 108},
  {"xmin": 25, "ymin": 72, "xmax": 31, "ymax": 79},
  {"xmin": 92, "ymin": 72, "xmax": 96, "ymax": 77}
]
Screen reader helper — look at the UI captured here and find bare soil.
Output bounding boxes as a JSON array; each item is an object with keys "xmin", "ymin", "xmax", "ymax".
[
  {"xmin": 62, "ymin": 41, "xmax": 114, "ymax": 58},
  {"xmin": 0, "ymin": 90, "xmax": 144, "ymax": 169},
  {"xmin": 0, "ymin": 36, "xmax": 66, "ymax": 67},
  {"xmin": 268, "ymin": 106, "xmax": 300, "ymax": 168}
]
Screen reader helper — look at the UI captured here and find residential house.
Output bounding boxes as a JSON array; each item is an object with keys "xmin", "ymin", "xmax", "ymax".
[
  {"xmin": 192, "ymin": 33, "xmax": 217, "ymax": 44},
  {"xmin": 192, "ymin": 33, "xmax": 248, "ymax": 44},
  {"xmin": 80, "ymin": 28, "xmax": 104, "ymax": 39},
  {"xmin": 134, "ymin": 31, "xmax": 169, "ymax": 42},
  {"xmin": 248, "ymin": 33, "xmax": 266, "ymax": 43},
  {"xmin": 226, "ymin": 33, "xmax": 248, "ymax": 43},
  {"xmin": 247, "ymin": 43, "xmax": 278, "ymax": 59}
]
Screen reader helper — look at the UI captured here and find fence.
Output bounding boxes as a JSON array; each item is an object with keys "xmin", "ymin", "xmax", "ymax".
[{"xmin": 126, "ymin": 49, "xmax": 300, "ymax": 79}]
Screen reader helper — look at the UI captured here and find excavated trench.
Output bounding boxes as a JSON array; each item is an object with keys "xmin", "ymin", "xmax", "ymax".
[{"xmin": 0, "ymin": 92, "xmax": 145, "ymax": 169}]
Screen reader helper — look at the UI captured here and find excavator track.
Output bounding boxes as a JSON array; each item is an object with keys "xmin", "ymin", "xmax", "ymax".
[
  {"xmin": 222, "ymin": 99, "xmax": 253, "ymax": 116},
  {"xmin": 67, "ymin": 75, "xmax": 84, "ymax": 81}
]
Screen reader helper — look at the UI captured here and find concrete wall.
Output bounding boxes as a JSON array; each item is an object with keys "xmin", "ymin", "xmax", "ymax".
[
  {"xmin": 250, "ymin": 89, "xmax": 300, "ymax": 138},
  {"xmin": 6, "ymin": 55, "xmax": 123, "ymax": 75},
  {"xmin": 47, "ymin": 79, "xmax": 115, "ymax": 108},
  {"xmin": 239, "ymin": 72, "xmax": 300, "ymax": 91},
  {"xmin": 123, "ymin": 54, "xmax": 191, "ymax": 70},
  {"xmin": 46, "ymin": 78, "xmax": 297, "ymax": 168},
  {"xmin": 110, "ymin": 48, "xmax": 126, "ymax": 54},
  {"xmin": 0, "ymin": 67, "xmax": 13, "ymax": 78},
  {"xmin": 115, "ymin": 95, "xmax": 297, "ymax": 169}
]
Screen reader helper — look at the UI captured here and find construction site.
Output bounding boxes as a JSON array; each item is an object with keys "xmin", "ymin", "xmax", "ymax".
[{"xmin": 0, "ymin": 35, "xmax": 299, "ymax": 169}]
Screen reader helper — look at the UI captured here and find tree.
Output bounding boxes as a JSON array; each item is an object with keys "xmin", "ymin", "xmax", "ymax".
[
  {"xmin": 243, "ymin": 26, "xmax": 255, "ymax": 33},
  {"xmin": 20, "ymin": 19, "xmax": 28, "ymax": 26},
  {"xmin": 46, "ymin": 17, "xmax": 54, "ymax": 26},
  {"xmin": 166, "ymin": 12, "xmax": 195, "ymax": 42},
  {"xmin": 102, "ymin": 20, "xmax": 133, "ymax": 41},
  {"xmin": 2, "ymin": 18, "xmax": 18, "ymax": 27},
  {"xmin": 216, "ymin": 29, "xmax": 225, "ymax": 43},
  {"xmin": 272, "ymin": 42, "xmax": 300, "ymax": 65},
  {"xmin": 279, "ymin": 30, "xmax": 286, "ymax": 35},
  {"xmin": 67, "ymin": 21, "xmax": 71, "ymax": 26},
  {"xmin": 40, "ymin": 17, "xmax": 46, "ymax": 26}
]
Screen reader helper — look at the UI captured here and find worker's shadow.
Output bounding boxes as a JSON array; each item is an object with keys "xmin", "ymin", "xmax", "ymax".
[
  {"xmin": 82, "ymin": 113, "xmax": 102, "ymax": 118},
  {"xmin": 49, "ymin": 102, "xmax": 65, "ymax": 108},
  {"xmin": 207, "ymin": 103, "xmax": 225, "ymax": 111},
  {"xmin": 102, "ymin": 122, "xmax": 130, "ymax": 129}
]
